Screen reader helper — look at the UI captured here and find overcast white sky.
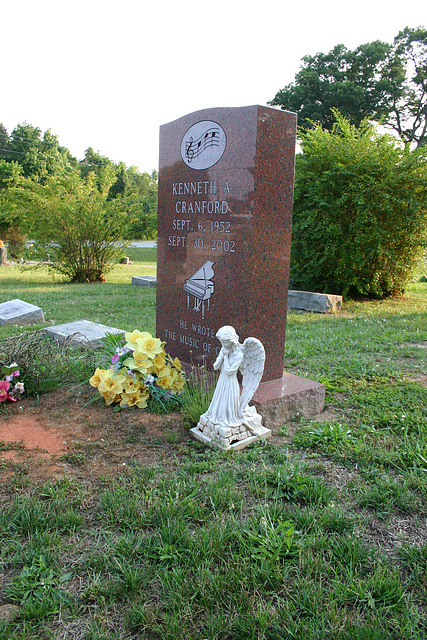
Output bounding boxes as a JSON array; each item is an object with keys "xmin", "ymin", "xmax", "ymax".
[{"xmin": 2, "ymin": 0, "xmax": 425, "ymax": 172}]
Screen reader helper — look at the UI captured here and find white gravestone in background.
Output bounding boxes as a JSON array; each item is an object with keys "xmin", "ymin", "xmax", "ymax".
[{"xmin": 0, "ymin": 299, "xmax": 45, "ymax": 326}]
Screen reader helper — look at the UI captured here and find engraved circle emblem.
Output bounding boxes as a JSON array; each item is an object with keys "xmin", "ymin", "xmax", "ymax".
[{"xmin": 181, "ymin": 120, "xmax": 226, "ymax": 170}]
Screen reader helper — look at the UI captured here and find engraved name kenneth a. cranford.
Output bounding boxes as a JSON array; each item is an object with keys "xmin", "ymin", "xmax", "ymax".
[{"xmin": 180, "ymin": 121, "xmax": 226, "ymax": 170}]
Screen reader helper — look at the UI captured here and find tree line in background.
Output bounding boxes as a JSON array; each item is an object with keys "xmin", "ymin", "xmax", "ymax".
[
  {"xmin": 0, "ymin": 122, "xmax": 157, "ymax": 281},
  {"xmin": 271, "ymin": 26, "xmax": 427, "ymax": 298},
  {"xmin": 1, "ymin": 26, "xmax": 426, "ymax": 294}
]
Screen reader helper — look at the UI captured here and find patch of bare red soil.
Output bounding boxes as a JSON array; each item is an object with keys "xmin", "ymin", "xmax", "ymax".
[{"xmin": 0, "ymin": 385, "xmax": 186, "ymax": 483}]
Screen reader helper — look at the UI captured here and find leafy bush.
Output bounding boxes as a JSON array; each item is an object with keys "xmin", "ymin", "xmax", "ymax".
[
  {"xmin": 291, "ymin": 112, "xmax": 427, "ymax": 298},
  {"xmin": 4, "ymin": 170, "xmax": 130, "ymax": 282}
]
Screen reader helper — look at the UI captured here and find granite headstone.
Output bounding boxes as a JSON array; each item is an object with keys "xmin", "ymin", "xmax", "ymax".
[{"xmin": 156, "ymin": 105, "xmax": 296, "ymax": 382}]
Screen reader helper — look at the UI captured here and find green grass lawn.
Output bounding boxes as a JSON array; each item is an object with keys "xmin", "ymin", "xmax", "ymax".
[
  {"xmin": 1, "ymin": 255, "xmax": 427, "ymax": 640},
  {"xmin": 0, "ymin": 248, "xmax": 157, "ymax": 338}
]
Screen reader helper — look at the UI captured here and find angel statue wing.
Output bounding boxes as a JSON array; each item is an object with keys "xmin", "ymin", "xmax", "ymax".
[{"xmin": 239, "ymin": 337, "xmax": 265, "ymax": 414}]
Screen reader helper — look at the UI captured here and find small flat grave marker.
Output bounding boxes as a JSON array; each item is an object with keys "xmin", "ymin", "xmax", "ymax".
[
  {"xmin": 46, "ymin": 320, "xmax": 123, "ymax": 348},
  {"xmin": 0, "ymin": 299, "xmax": 45, "ymax": 326},
  {"xmin": 288, "ymin": 290, "xmax": 342, "ymax": 314},
  {"xmin": 132, "ymin": 275, "xmax": 157, "ymax": 288}
]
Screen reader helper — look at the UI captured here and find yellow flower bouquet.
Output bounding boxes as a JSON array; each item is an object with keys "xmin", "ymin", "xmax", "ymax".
[{"xmin": 89, "ymin": 331, "xmax": 185, "ymax": 411}]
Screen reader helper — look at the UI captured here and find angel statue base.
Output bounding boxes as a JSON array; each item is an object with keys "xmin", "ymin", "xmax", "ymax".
[{"xmin": 190, "ymin": 326, "xmax": 271, "ymax": 450}]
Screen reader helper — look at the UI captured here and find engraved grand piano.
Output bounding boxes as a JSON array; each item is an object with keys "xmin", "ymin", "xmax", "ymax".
[{"xmin": 183, "ymin": 260, "xmax": 215, "ymax": 319}]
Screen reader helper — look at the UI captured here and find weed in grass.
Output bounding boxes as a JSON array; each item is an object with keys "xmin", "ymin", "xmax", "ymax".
[
  {"xmin": 398, "ymin": 543, "xmax": 427, "ymax": 586},
  {"xmin": 238, "ymin": 509, "xmax": 300, "ymax": 564},
  {"xmin": 99, "ymin": 483, "xmax": 148, "ymax": 530},
  {"xmin": 38, "ymin": 477, "xmax": 82, "ymax": 503},
  {"xmin": 179, "ymin": 448, "xmax": 222, "ymax": 474},
  {"xmin": 165, "ymin": 429, "xmax": 180, "ymax": 444},
  {"xmin": 328, "ymin": 534, "xmax": 376, "ymax": 574},
  {"xmin": 58, "ymin": 452, "xmax": 86, "ymax": 466},
  {"xmin": 112, "ymin": 557, "xmax": 150, "ymax": 597},
  {"xmin": 401, "ymin": 441, "xmax": 427, "ymax": 477},
  {"xmin": 149, "ymin": 474, "xmax": 212, "ymax": 523},
  {"xmin": 297, "ymin": 477, "xmax": 335, "ymax": 506},
  {"xmin": 343, "ymin": 564, "xmax": 404, "ymax": 612},
  {"xmin": 191, "ymin": 519, "xmax": 236, "ymax": 563},
  {"xmin": 4, "ymin": 555, "xmax": 73, "ymax": 619},
  {"xmin": 294, "ymin": 420, "xmax": 355, "ymax": 451},
  {"xmin": 0, "ymin": 440, "xmax": 24, "ymax": 452},
  {"xmin": 83, "ymin": 616, "xmax": 115, "ymax": 640},
  {"xmin": 319, "ymin": 506, "xmax": 355, "ymax": 533},
  {"xmin": 125, "ymin": 604, "xmax": 151, "ymax": 634},
  {"xmin": 201, "ymin": 474, "xmax": 244, "ymax": 514},
  {"xmin": 143, "ymin": 532, "xmax": 190, "ymax": 567},
  {"xmin": 264, "ymin": 465, "xmax": 311, "ymax": 500},
  {"xmin": 5, "ymin": 496, "xmax": 52, "ymax": 535},
  {"xmin": 352, "ymin": 474, "xmax": 420, "ymax": 518}
]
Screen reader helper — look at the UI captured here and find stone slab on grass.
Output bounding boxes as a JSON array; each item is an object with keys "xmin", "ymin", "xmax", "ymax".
[
  {"xmin": 0, "ymin": 299, "xmax": 45, "ymax": 326},
  {"xmin": 45, "ymin": 320, "xmax": 124, "ymax": 348},
  {"xmin": 252, "ymin": 372, "xmax": 325, "ymax": 430},
  {"xmin": 288, "ymin": 290, "xmax": 342, "ymax": 313},
  {"xmin": 132, "ymin": 275, "xmax": 157, "ymax": 287}
]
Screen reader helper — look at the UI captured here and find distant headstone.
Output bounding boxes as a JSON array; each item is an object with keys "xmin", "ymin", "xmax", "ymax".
[
  {"xmin": 288, "ymin": 290, "xmax": 342, "ymax": 313},
  {"xmin": 0, "ymin": 299, "xmax": 45, "ymax": 326},
  {"xmin": 156, "ymin": 105, "xmax": 297, "ymax": 382},
  {"xmin": 132, "ymin": 275, "xmax": 157, "ymax": 287},
  {"xmin": 46, "ymin": 320, "xmax": 123, "ymax": 348}
]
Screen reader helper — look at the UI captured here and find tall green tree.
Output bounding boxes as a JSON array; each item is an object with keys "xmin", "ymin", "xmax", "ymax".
[
  {"xmin": 0, "ymin": 123, "xmax": 9, "ymax": 161},
  {"xmin": 123, "ymin": 167, "xmax": 158, "ymax": 239},
  {"xmin": 0, "ymin": 160, "xmax": 26, "ymax": 257},
  {"xmin": 270, "ymin": 27, "xmax": 427, "ymax": 147},
  {"xmin": 6, "ymin": 123, "xmax": 76, "ymax": 179},
  {"xmin": 79, "ymin": 147, "xmax": 116, "ymax": 192},
  {"xmin": 390, "ymin": 27, "xmax": 427, "ymax": 146},
  {"xmin": 291, "ymin": 112, "xmax": 427, "ymax": 298}
]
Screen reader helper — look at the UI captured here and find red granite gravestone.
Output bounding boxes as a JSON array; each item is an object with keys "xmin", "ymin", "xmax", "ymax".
[{"xmin": 156, "ymin": 105, "xmax": 325, "ymax": 425}]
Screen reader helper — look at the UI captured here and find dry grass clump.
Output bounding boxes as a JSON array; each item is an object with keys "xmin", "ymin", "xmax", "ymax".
[{"xmin": 0, "ymin": 329, "xmax": 96, "ymax": 395}]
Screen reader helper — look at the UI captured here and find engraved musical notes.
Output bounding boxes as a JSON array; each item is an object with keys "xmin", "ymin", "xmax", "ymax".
[
  {"xmin": 181, "ymin": 121, "xmax": 226, "ymax": 170},
  {"xmin": 185, "ymin": 127, "xmax": 220, "ymax": 164}
]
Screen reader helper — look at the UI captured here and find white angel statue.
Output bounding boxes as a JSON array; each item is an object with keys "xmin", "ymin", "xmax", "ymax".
[{"xmin": 195, "ymin": 326, "xmax": 268, "ymax": 447}]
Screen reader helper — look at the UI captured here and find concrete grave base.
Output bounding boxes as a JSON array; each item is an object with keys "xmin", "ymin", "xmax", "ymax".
[
  {"xmin": 0, "ymin": 299, "xmax": 45, "ymax": 326},
  {"xmin": 288, "ymin": 290, "xmax": 342, "ymax": 313},
  {"xmin": 45, "ymin": 320, "xmax": 124, "ymax": 348},
  {"xmin": 252, "ymin": 373, "xmax": 325, "ymax": 430},
  {"xmin": 132, "ymin": 275, "xmax": 157, "ymax": 287},
  {"xmin": 190, "ymin": 425, "xmax": 271, "ymax": 451}
]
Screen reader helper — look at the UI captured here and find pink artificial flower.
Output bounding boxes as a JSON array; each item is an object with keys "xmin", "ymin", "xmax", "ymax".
[
  {"xmin": 0, "ymin": 380, "xmax": 16, "ymax": 402},
  {"xmin": 111, "ymin": 353, "xmax": 120, "ymax": 365}
]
